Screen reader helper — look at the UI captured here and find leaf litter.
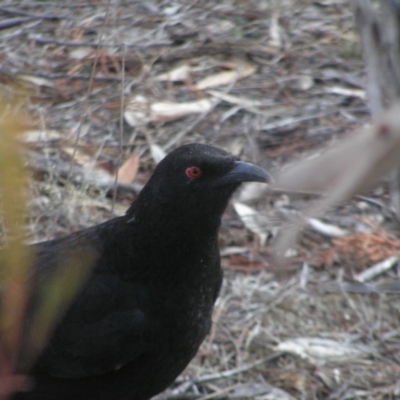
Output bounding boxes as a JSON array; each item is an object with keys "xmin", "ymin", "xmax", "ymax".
[{"xmin": 1, "ymin": 1, "xmax": 400, "ymax": 399}]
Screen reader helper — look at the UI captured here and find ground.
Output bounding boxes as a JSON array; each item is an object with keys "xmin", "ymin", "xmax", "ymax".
[{"xmin": 1, "ymin": 1, "xmax": 400, "ymax": 399}]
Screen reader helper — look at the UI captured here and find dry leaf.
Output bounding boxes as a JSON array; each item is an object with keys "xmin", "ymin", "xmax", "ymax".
[
  {"xmin": 69, "ymin": 47, "xmax": 92, "ymax": 60},
  {"xmin": 116, "ymin": 152, "xmax": 139, "ymax": 184},
  {"xmin": 276, "ymin": 338, "xmax": 372, "ymax": 365},
  {"xmin": 124, "ymin": 95, "xmax": 149, "ymax": 127},
  {"xmin": 124, "ymin": 96, "xmax": 216, "ymax": 126},
  {"xmin": 269, "ymin": 11, "xmax": 283, "ymax": 48},
  {"xmin": 233, "ymin": 202, "xmax": 269, "ymax": 244},
  {"xmin": 20, "ymin": 129, "xmax": 61, "ymax": 143},
  {"xmin": 63, "ymin": 146, "xmax": 94, "ymax": 167},
  {"xmin": 237, "ymin": 182, "xmax": 268, "ymax": 203},
  {"xmin": 324, "ymin": 86, "xmax": 366, "ymax": 99},
  {"xmin": 150, "ymin": 144, "xmax": 167, "ymax": 164},
  {"xmin": 17, "ymin": 75, "xmax": 55, "ymax": 88},
  {"xmin": 195, "ymin": 61, "xmax": 255, "ymax": 90},
  {"xmin": 151, "ymin": 99, "xmax": 215, "ymax": 122},
  {"xmin": 306, "ymin": 218, "xmax": 348, "ymax": 237},
  {"xmin": 297, "ymin": 75, "xmax": 314, "ymax": 91},
  {"xmin": 207, "ymin": 90, "xmax": 266, "ymax": 108},
  {"xmin": 155, "ymin": 64, "xmax": 191, "ymax": 82},
  {"xmin": 355, "ymin": 255, "xmax": 399, "ymax": 282}
]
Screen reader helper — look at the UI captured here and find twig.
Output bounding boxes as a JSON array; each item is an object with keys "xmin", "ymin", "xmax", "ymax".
[
  {"xmin": 65, "ymin": 0, "xmax": 111, "ymax": 185},
  {"xmin": 0, "ymin": 17, "xmax": 35, "ymax": 30},
  {"xmin": 28, "ymin": 35, "xmax": 172, "ymax": 49},
  {"xmin": 0, "ymin": 6, "xmax": 66, "ymax": 20},
  {"xmin": 29, "ymin": 72, "xmax": 123, "ymax": 82},
  {"xmin": 111, "ymin": 43, "xmax": 127, "ymax": 216},
  {"xmin": 195, "ymin": 359, "xmax": 266, "ymax": 384}
]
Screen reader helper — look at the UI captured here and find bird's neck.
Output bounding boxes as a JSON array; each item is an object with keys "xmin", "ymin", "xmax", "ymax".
[
  {"xmin": 123, "ymin": 197, "xmax": 222, "ymax": 279},
  {"xmin": 138, "ymin": 207, "xmax": 221, "ymax": 241},
  {"xmin": 127, "ymin": 194, "xmax": 224, "ymax": 239}
]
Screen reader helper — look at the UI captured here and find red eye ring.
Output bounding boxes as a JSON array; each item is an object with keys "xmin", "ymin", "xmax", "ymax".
[{"xmin": 185, "ymin": 166, "xmax": 202, "ymax": 179}]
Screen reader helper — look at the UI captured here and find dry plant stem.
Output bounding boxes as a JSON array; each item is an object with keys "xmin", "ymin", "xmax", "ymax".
[
  {"xmin": 197, "ymin": 383, "xmax": 242, "ymax": 400},
  {"xmin": 352, "ymin": 0, "xmax": 400, "ymax": 114},
  {"xmin": 0, "ymin": 5, "xmax": 65, "ymax": 20},
  {"xmin": 111, "ymin": 42, "xmax": 126, "ymax": 216},
  {"xmin": 194, "ymin": 359, "xmax": 266, "ymax": 384},
  {"xmin": 352, "ymin": 0, "xmax": 400, "ymax": 218},
  {"xmin": 28, "ymin": 34, "xmax": 171, "ymax": 49},
  {"xmin": 29, "ymin": 72, "xmax": 123, "ymax": 82},
  {"xmin": 66, "ymin": 0, "xmax": 112, "ymax": 187},
  {"xmin": 275, "ymin": 103, "xmax": 400, "ymax": 256}
]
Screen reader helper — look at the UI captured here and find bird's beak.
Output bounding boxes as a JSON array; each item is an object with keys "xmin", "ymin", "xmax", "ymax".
[{"xmin": 216, "ymin": 161, "xmax": 273, "ymax": 187}]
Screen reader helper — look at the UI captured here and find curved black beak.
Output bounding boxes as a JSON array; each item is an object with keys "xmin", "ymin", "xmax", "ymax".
[{"xmin": 216, "ymin": 161, "xmax": 273, "ymax": 187}]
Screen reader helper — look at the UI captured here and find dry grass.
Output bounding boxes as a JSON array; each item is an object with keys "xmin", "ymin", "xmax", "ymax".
[{"xmin": 1, "ymin": 1, "xmax": 400, "ymax": 399}]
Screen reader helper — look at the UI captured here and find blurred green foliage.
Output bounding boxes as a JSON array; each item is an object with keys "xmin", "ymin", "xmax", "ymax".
[{"xmin": 0, "ymin": 102, "xmax": 97, "ymax": 398}]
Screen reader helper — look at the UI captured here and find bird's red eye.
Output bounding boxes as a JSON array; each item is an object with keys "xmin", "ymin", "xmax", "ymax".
[{"xmin": 185, "ymin": 166, "xmax": 203, "ymax": 179}]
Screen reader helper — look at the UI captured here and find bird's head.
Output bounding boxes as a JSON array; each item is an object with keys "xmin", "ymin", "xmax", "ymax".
[{"xmin": 130, "ymin": 143, "xmax": 271, "ymax": 229}]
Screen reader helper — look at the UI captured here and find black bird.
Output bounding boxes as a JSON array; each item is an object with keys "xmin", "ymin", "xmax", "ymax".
[{"xmin": 13, "ymin": 143, "xmax": 271, "ymax": 400}]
